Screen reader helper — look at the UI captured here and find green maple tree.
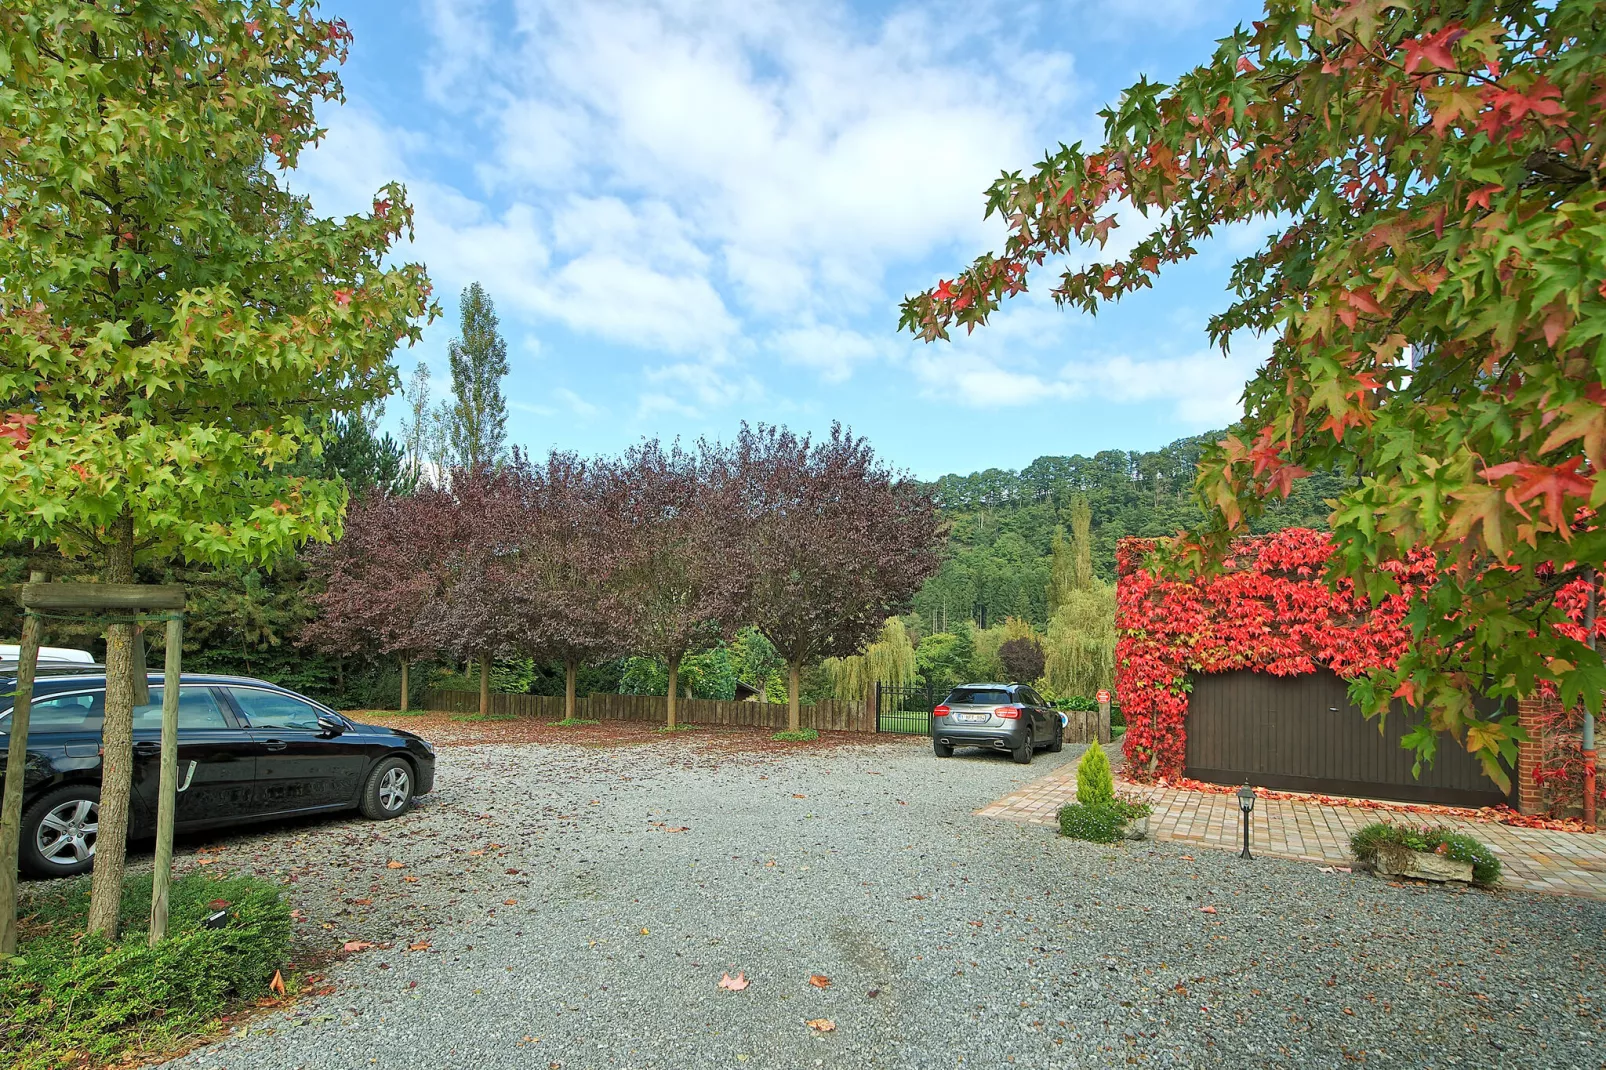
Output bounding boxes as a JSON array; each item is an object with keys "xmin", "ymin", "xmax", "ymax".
[
  {"xmin": 0, "ymin": 1, "xmax": 434, "ymax": 934},
  {"xmin": 902, "ymin": 0, "xmax": 1606, "ymax": 787}
]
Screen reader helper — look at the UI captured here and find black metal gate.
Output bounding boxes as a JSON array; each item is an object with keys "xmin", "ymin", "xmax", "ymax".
[
  {"xmin": 876, "ymin": 682, "xmax": 938, "ymax": 735},
  {"xmin": 1185, "ymin": 669, "xmax": 1513, "ymax": 807}
]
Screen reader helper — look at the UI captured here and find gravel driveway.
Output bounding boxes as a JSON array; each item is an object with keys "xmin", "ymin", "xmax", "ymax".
[{"xmin": 160, "ymin": 731, "xmax": 1605, "ymax": 1069}]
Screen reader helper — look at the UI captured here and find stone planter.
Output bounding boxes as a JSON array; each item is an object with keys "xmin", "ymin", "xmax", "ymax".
[
  {"xmin": 1372, "ymin": 844, "xmax": 1473, "ymax": 883},
  {"xmin": 1122, "ymin": 814, "xmax": 1149, "ymax": 841}
]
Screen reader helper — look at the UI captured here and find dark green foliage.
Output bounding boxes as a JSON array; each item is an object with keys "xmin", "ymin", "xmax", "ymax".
[
  {"xmin": 1057, "ymin": 799, "xmax": 1151, "ymax": 844},
  {"xmin": 915, "ymin": 629, "xmax": 974, "ymax": 692},
  {"xmin": 914, "ymin": 432, "xmax": 1351, "ymax": 629},
  {"xmin": 772, "ymin": 728, "xmax": 819, "ymax": 742},
  {"xmin": 1, "ymin": 873, "xmax": 291, "ymax": 1069},
  {"xmin": 1349, "ymin": 822, "xmax": 1502, "ymax": 887}
]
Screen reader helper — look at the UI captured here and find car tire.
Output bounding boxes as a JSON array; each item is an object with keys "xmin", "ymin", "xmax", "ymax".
[
  {"xmin": 20, "ymin": 784, "xmax": 100, "ymax": 878},
  {"xmin": 359, "ymin": 757, "xmax": 415, "ymax": 820},
  {"xmin": 1047, "ymin": 724, "xmax": 1064, "ymax": 753},
  {"xmin": 933, "ymin": 739, "xmax": 953, "ymax": 758},
  {"xmin": 1012, "ymin": 730, "xmax": 1034, "ymax": 765}
]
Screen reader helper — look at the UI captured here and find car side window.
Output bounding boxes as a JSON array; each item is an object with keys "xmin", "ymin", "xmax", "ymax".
[
  {"xmin": 229, "ymin": 688, "xmax": 325, "ymax": 731},
  {"xmin": 132, "ymin": 687, "xmax": 230, "ymax": 731},
  {"xmin": 2, "ymin": 691, "xmax": 105, "ymax": 732},
  {"xmin": 1023, "ymin": 688, "xmax": 1046, "ymax": 708}
]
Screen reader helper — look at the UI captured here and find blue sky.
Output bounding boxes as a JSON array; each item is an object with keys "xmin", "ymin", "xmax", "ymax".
[{"xmin": 293, "ymin": 0, "xmax": 1268, "ymax": 479}]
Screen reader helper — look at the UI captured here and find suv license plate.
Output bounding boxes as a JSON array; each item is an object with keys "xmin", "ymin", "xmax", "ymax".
[{"xmin": 955, "ymin": 713, "xmax": 986, "ymax": 723}]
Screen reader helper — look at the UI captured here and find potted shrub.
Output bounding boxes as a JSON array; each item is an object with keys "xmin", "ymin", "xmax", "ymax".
[{"xmin": 1349, "ymin": 823, "xmax": 1502, "ymax": 887}]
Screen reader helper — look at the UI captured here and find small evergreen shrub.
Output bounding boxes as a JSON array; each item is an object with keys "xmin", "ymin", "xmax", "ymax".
[
  {"xmin": 1, "ymin": 872, "xmax": 290, "ymax": 1069},
  {"xmin": 1058, "ymin": 799, "xmax": 1151, "ymax": 843},
  {"xmin": 1349, "ymin": 822, "xmax": 1502, "ymax": 886},
  {"xmin": 772, "ymin": 729, "xmax": 820, "ymax": 742},
  {"xmin": 1076, "ymin": 744, "xmax": 1115, "ymax": 807},
  {"xmin": 554, "ymin": 717, "xmax": 599, "ymax": 726}
]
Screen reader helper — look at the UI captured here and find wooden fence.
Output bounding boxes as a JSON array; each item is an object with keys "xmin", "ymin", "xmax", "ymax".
[{"xmin": 421, "ymin": 689, "xmax": 876, "ymax": 733}]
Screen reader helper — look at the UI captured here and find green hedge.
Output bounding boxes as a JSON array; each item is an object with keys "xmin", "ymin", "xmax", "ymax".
[
  {"xmin": 1349, "ymin": 822, "xmax": 1502, "ymax": 886},
  {"xmin": 1, "ymin": 873, "xmax": 291, "ymax": 1069},
  {"xmin": 1058, "ymin": 799, "xmax": 1151, "ymax": 844}
]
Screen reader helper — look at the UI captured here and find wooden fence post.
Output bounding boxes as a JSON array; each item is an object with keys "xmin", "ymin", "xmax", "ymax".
[
  {"xmin": 149, "ymin": 613, "xmax": 183, "ymax": 944},
  {"xmin": 0, "ymin": 571, "xmax": 46, "ymax": 956}
]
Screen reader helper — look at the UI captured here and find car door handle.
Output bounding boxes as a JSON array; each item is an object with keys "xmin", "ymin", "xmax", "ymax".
[
  {"xmin": 134, "ymin": 741, "xmax": 161, "ymax": 756},
  {"xmin": 261, "ymin": 740, "xmax": 288, "ymax": 751}
]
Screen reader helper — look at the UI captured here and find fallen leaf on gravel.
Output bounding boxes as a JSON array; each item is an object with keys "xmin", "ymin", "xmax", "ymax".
[
  {"xmin": 403, "ymin": 876, "xmax": 420, "ymax": 884},
  {"xmin": 640, "ymin": 927, "xmax": 650, "ymax": 935},
  {"xmin": 506, "ymin": 868, "xmax": 521, "ymax": 875},
  {"xmin": 268, "ymin": 970, "xmax": 286, "ymax": 995},
  {"xmin": 792, "ymin": 794, "xmax": 808, "ymax": 799},
  {"xmin": 386, "ymin": 861, "xmax": 405, "ymax": 869},
  {"xmin": 196, "ymin": 858, "xmax": 215, "ymax": 866},
  {"xmin": 407, "ymin": 941, "xmax": 431, "ymax": 951},
  {"xmin": 665, "ymin": 827, "xmax": 689, "ymax": 833},
  {"xmin": 504, "ymin": 899, "xmax": 518, "ymax": 906},
  {"xmin": 906, "ymin": 895, "xmax": 926, "ymax": 900},
  {"xmin": 343, "ymin": 941, "xmax": 375, "ymax": 952},
  {"xmin": 468, "ymin": 850, "xmax": 484, "ymax": 857},
  {"xmin": 866, "ymin": 989, "xmax": 881, "ymax": 998},
  {"xmin": 719, "ymin": 972, "xmax": 750, "ymax": 991},
  {"xmin": 1179, "ymin": 855, "xmax": 1194, "ymax": 861},
  {"xmin": 1200, "ymin": 906, "xmax": 1217, "ymax": 914},
  {"xmin": 351, "ymin": 898, "xmax": 372, "ymax": 905},
  {"xmin": 805, "ymin": 1019, "xmax": 835, "ymax": 1033},
  {"xmin": 1343, "ymin": 1007, "xmax": 1355, "ymax": 1015},
  {"xmin": 808, "ymin": 975, "xmax": 831, "ymax": 988}
]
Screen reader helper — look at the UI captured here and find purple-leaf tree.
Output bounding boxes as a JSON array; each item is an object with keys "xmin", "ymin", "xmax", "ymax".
[
  {"xmin": 735, "ymin": 423, "xmax": 944, "ymax": 733},
  {"xmin": 302, "ymin": 492, "xmax": 439, "ymax": 710},
  {"xmin": 599, "ymin": 439, "xmax": 747, "ymax": 729}
]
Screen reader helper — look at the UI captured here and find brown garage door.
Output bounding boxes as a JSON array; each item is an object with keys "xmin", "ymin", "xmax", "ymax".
[{"xmin": 1184, "ymin": 669, "xmax": 1512, "ymax": 807}]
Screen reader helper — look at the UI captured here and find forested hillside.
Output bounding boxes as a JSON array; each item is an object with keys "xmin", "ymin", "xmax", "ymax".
[{"xmin": 911, "ymin": 432, "xmax": 1349, "ymax": 632}]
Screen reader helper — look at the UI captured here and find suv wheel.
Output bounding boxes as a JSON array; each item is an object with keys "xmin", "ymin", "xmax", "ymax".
[
  {"xmin": 933, "ymin": 739, "xmax": 953, "ymax": 758},
  {"xmin": 21, "ymin": 785, "xmax": 100, "ymax": 878},
  {"xmin": 1012, "ymin": 730, "xmax": 1034, "ymax": 765}
]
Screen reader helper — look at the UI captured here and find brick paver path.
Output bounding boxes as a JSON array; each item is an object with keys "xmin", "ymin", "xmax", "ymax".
[{"xmin": 978, "ymin": 757, "xmax": 1606, "ymax": 899}]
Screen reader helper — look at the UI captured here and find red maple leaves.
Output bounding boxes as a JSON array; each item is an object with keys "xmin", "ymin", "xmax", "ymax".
[{"xmin": 1482, "ymin": 457, "xmax": 1593, "ymax": 534}]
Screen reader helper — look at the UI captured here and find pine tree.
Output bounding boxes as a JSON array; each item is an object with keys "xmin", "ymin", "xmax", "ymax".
[{"xmin": 446, "ymin": 283, "xmax": 510, "ymax": 471}]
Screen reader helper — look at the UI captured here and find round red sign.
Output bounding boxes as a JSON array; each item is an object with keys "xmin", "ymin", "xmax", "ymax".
[{"xmin": 1096, "ymin": 689, "xmax": 1111, "ymax": 703}]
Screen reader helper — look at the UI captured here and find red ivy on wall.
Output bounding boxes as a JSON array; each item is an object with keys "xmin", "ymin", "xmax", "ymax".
[{"xmin": 1114, "ymin": 528, "xmax": 1434, "ymax": 781}]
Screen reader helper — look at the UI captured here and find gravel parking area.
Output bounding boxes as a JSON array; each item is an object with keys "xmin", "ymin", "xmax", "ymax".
[{"xmin": 156, "ymin": 729, "xmax": 1605, "ymax": 1069}]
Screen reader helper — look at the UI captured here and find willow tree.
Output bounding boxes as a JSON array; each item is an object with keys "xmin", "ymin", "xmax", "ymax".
[
  {"xmin": 0, "ymin": 3, "xmax": 433, "ymax": 934},
  {"xmin": 903, "ymin": 0, "xmax": 1605, "ymax": 782},
  {"xmin": 824, "ymin": 617, "xmax": 917, "ymax": 702},
  {"xmin": 735, "ymin": 424, "xmax": 944, "ymax": 734}
]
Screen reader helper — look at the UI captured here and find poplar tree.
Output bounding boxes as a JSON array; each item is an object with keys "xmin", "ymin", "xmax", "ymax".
[{"xmin": 446, "ymin": 283, "xmax": 509, "ymax": 472}]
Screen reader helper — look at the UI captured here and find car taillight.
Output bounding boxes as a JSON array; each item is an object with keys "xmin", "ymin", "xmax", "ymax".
[
  {"xmin": 995, "ymin": 705, "xmax": 1022, "ymax": 719},
  {"xmin": 932, "ymin": 704, "xmax": 951, "ymax": 718}
]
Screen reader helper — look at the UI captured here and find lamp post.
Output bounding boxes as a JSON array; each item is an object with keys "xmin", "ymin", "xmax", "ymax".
[{"xmin": 1236, "ymin": 782, "xmax": 1256, "ymax": 859}]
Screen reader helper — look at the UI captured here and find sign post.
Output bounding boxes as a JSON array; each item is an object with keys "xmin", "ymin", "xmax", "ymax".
[
  {"xmin": 1096, "ymin": 688, "xmax": 1112, "ymax": 746},
  {"xmin": 0, "ymin": 571, "xmax": 47, "ymax": 955}
]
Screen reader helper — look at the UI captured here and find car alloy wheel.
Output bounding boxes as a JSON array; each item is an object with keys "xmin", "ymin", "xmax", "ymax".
[
  {"xmin": 378, "ymin": 765, "xmax": 411, "ymax": 812},
  {"xmin": 37, "ymin": 798, "xmax": 98, "ymax": 866}
]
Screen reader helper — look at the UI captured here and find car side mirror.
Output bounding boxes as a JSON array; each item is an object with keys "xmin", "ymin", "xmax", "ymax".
[{"xmin": 317, "ymin": 715, "xmax": 346, "ymax": 737}]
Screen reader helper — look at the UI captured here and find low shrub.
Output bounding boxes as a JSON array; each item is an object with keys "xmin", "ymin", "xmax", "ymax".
[
  {"xmin": 1349, "ymin": 822, "xmax": 1502, "ymax": 886},
  {"xmin": 553, "ymin": 717, "xmax": 600, "ymax": 726},
  {"xmin": 1, "ymin": 872, "xmax": 291, "ymax": 1069},
  {"xmin": 1076, "ymin": 744, "xmax": 1115, "ymax": 807},
  {"xmin": 772, "ymin": 729, "xmax": 819, "ymax": 742},
  {"xmin": 1058, "ymin": 799, "xmax": 1151, "ymax": 843}
]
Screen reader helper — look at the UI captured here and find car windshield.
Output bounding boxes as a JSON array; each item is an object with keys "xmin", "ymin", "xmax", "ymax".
[{"xmin": 946, "ymin": 687, "xmax": 1013, "ymax": 706}]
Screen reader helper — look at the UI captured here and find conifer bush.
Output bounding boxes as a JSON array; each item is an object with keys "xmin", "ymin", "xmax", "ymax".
[{"xmin": 1076, "ymin": 744, "xmax": 1115, "ymax": 807}]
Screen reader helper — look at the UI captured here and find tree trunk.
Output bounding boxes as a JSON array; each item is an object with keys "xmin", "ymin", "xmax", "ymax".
[
  {"xmin": 666, "ymin": 654, "xmax": 681, "ymax": 729},
  {"xmin": 87, "ymin": 512, "xmax": 136, "ymax": 938},
  {"xmin": 788, "ymin": 660, "xmax": 802, "ymax": 734},
  {"xmin": 400, "ymin": 657, "xmax": 410, "ymax": 713},
  {"xmin": 565, "ymin": 657, "xmax": 578, "ymax": 722},
  {"xmin": 479, "ymin": 654, "xmax": 490, "ymax": 718}
]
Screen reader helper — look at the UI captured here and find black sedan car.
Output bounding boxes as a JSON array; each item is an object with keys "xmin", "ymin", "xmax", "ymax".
[
  {"xmin": 931, "ymin": 682, "xmax": 1064, "ymax": 763},
  {"xmin": 0, "ymin": 668, "xmax": 435, "ymax": 878}
]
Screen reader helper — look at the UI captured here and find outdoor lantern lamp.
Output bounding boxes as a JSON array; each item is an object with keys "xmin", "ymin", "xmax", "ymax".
[{"xmin": 1236, "ymin": 782, "xmax": 1256, "ymax": 860}]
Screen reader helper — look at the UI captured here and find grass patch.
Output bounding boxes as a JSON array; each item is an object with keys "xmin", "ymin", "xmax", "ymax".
[
  {"xmin": 1349, "ymin": 822, "xmax": 1502, "ymax": 886},
  {"xmin": 771, "ymin": 729, "xmax": 819, "ymax": 742},
  {"xmin": 1, "ymin": 872, "xmax": 291, "ymax": 1070},
  {"xmin": 1057, "ymin": 799, "xmax": 1151, "ymax": 844},
  {"xmin": 553, "ymin": 717, "xmax": 600, "ymax": 727},
  {"xmin": 450, "ymin": 712, "xmax": 520, "ymax": 722},
  {"xmin": 656, "ymin": 723, "xmax": 698, "ymax": 734}
]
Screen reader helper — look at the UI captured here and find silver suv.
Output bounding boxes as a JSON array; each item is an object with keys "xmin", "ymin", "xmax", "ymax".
[{"xmin": 931, "ymin": 683, "xmax": 1063, "ymax": 764}]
